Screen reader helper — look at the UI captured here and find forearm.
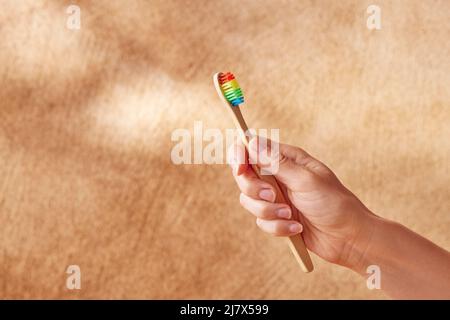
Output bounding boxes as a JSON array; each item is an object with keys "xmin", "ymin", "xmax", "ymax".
[{"xmin": 346, "ymin": 214, "xmax": 450, "ymax": 299}]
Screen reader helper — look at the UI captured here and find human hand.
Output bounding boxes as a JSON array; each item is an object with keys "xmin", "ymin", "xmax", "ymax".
[{"xmin": 228, "ymin": 137, "xmax": 374, "ymax": 267}]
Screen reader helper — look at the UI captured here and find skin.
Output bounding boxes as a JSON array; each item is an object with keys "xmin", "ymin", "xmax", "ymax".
[{"xmin": 229, "ymin": 137, "xmax": 450, "ymax": 299}]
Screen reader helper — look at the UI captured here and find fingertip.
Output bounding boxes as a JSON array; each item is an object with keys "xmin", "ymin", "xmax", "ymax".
[
  {"xmin": 275, "ymin": 207, "xmax": 292, "ymax": 219},
  {"xmin": 255, "ymin": 218, "xmax": 263, "ymax": 228},
  {"xmin": 227, "ymin": 140, "xmax": 245, "ymax": 163},
  {"xmin": 288, "ymin": 222, "xmax": 303, "ymax": 234},
  {"xmin": 258, "ymin": 188, "xmax": 276, "ymax": 202},
  {"xmin": 228, "ymin": 153, "xmax": 246, "ymax": 177},
  {"xmin": 255, "ymin": 219, "xmax": 303, "ymax": 237}
]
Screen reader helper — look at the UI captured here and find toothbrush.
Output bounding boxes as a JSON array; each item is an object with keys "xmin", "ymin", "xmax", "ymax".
[{"xmin": 213, "ymin": 72, "xmax": 314, "ymax": 273}]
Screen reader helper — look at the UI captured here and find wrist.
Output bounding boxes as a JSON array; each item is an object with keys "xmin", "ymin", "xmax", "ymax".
[{"xmin": 338, "ymin": 209, "xmax": 387, "ymax": 274}]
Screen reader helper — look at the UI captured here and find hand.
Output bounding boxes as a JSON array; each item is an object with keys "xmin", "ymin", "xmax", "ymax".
[
  {"xmin": 228, "ymin": 137, "xmax": 374, "ymax": 266},
  {"xmin": 229, "ymin": 136, "xmax": 450, "ymax": 298}
]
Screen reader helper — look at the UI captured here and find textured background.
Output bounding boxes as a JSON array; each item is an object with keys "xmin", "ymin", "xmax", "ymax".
[{"xmin": 0, "ymin": 0, "xmax": 449, "ymax": 299}]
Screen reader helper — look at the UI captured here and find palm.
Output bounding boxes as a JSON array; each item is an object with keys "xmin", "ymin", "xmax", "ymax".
[{"xmin": 281, "ymin": 169, "xmax": 365, "ymax": 264}]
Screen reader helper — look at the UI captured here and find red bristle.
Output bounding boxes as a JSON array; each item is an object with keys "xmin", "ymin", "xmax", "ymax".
[{"xmin": 219, "ymin": 72, "xmax": 235, "ymax": 84}]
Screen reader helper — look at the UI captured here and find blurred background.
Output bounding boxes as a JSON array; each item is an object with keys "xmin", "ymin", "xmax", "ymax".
[{"xmin": 0, "ymin": 0, "xmax": 448, "ymax": 299}]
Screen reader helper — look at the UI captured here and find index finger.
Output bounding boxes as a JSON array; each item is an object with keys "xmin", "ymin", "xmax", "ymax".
[{"xmin": 227, "ymin": 138, "xmax": 249, "ymax": 176}]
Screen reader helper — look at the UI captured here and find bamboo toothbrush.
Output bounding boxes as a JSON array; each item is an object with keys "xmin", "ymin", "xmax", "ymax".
[{"xmin": 213, "ymin": 72, "xmax": 314, "ymax": 273}]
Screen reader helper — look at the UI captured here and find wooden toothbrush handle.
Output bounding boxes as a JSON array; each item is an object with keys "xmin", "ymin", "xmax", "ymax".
[
  {"xmin": 222, "ymin": 95, "xmax": 314, "ymax": 272},
  {"xmin": 251, "ymin": 165, "xmax": 314, "ymax": 273}
]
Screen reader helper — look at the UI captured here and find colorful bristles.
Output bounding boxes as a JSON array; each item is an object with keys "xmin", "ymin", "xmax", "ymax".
[{"xmin": 218, "ymin": 72, "xmax": 244, "ymax": 106}]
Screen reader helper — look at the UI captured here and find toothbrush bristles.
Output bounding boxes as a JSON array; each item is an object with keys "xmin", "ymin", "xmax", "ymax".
[{"xmin": 218, "ymin": 72, "xmax": 244, "ymax": 106}]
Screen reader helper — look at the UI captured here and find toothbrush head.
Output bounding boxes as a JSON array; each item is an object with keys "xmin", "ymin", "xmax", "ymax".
[{"xmin": 218, "ymin": 72, "xmax": 244, "ymax": 106}]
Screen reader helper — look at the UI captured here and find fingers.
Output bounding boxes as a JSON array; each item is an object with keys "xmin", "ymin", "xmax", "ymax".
[
  {"xmin": 228, "ymin": 139, "xmax": 304, "ymax": 237},
  {"xmin": 239, "ymin": 193, "xmax": 291, "ymax": 219},
  {"xmin": 247, "ymin": 137, "xmax": 318, "ymax": 190},
  {"xmin": 236, "ymin": 174, "xmax": 276, "ymax": 202},
  {"xmin": 256, "ymin": 218, "xmax": 303, "ymax": 237},
  {"xmin": 240, "ymin": 193, "xmax": 302, "ymax": 236},
  {"xmin": 227, "ymin": 139, "xmax": 248, "ymax": 176},
  {"xmin": 228, "ymin": 140, "xmax": 276, "ymax": 201}
]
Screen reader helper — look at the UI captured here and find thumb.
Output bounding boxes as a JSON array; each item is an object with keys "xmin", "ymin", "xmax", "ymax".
[{"xmin": 248, "ymin": 137, "xmax": 317, "ymax": 190}]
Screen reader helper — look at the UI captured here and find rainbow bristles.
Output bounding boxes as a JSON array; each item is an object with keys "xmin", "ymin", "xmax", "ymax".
[{"xmin": 218, "ymin": 72, "xmax": 244, "ymax": 106}]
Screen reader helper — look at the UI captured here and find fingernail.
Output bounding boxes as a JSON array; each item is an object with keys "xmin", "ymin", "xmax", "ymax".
[
  {"xmin": 289, "ymin": 223, "xmax": 302, "ymax": 234},
  {"xmin": 259, "ymin": 189, "xmax": 275, "ymax": 202},
  {"xmin": 276, "ymin": 207, "xmax": 291, "ymax": 219}
]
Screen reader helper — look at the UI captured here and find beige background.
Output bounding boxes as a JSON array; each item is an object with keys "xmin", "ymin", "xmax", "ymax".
[{"xmin": 0, "ymin": 0, "xmax": 449, "ymax": 299}]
